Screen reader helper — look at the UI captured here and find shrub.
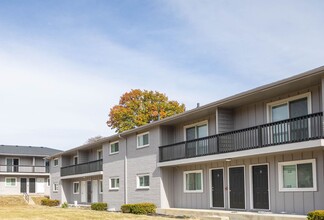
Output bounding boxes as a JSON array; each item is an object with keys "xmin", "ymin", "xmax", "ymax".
[
  {"xmin": 307, "ymin": 210, "xmax": 324, "ymax": 220},
  {"xmin": 61, "ymin": 202, "xmax": 68, "ymax": 208},
  {"xmin": 121, "ymin": 203, "xmax": 156, "ymax": 215},
  {"xmin": 41, "ymin": 198, "xmax": 60, "ymax": 207},
  {"xmin": 91, "ymin": 202, "xmax": 108, "ymax": 211}
]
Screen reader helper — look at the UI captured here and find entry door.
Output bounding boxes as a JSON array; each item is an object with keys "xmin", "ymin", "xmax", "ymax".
[
  {"xmin": 229, "ymin": 167, "xmax": 245, "ymax": 209},
  {"xmin": 252, "ymin": 165, "xmax": 269, "ymax": 210},
  {"xmin": 29, "ymin": 178, "xmax": 36, "ymax": 193},
  {"xmin": 21, "ymin": 178, "xmax": 27, "ymax": 193},
  {"xmin": 92, "ymin": 180, "xmax": 98, "ymax": 203},
  {"xmin": 211, "ymin": 169, "xmax": 224, "ymax": 208},
  {"xmin": 87, "ymin": 181, "xmax": 92, "ymax": 203},
  {"xmin": 81, "ymin": 181, "xmax": 87, "ymax": 203},
  {"xmin": 36, "ymin": 178, "xmax": 45, "ymax": 193}
]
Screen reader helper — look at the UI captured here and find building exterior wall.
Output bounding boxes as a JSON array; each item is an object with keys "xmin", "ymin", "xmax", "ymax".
[
  {"xmin": 166, "ymin": 148, "xmax": 324, "ymax": 215},
  {"xmin": 50, "ymin": 156, "xmax": 62, "ymax": 201}
]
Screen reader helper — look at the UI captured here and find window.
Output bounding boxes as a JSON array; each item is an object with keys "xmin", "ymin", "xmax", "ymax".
[
  {"xmin": 184, "ymin": 170, "xmax": 203, "ymax": 193},
  {"xmin": 73, "ymin": 182, "xmax": 79, "ymax": 194},
  {"xmin": 97, "ymin": 150, "xmax": 103, "ymax": 159},
  {"xmin": 136, "ymin": 174, "xmax": 150, "ymax": 189},
  {"xmin": 278, "ymin": 159, "xmax": 317, "ymax": 191},
  {"xmin": 54, "ymin": 158, "xmax": 59, "ymax": 167},
  {"xmin": 184, "ymin": 121, "xmax": 208, "ymax": 156},
  {"xmin": 47, "ymin": 178, "xmax": 50, "ymax": 187},
  {"xmin": 110, "ymin": 141, "xmax": 119, "ymax": 154},
  {"xmin": 73, "ymin": 156, "xmax": 78, "ymax": 165},
  {"xmin": 267, "ymin": 93, "xmax": 311, "ymax": 143},
  {"xmin": 137, "ymin": 132, "xmax": 149, "ymax": 148},
  {"xmin": 6, "ymin": 158, "xmax": 19, "ymax": 172},
  {"xmin": 99, "ymin": 180, "xmax": 103, "ymax": 194},
  {"xmin": 109, "ymin": 177, "xmax": 119, "ymax": 190},
  {"xmin": 5, "ymin": 177, "xmax": 17, "ymax": 187},
  {"xmin": 53, "ymin": 183, "xmax": 59, "ymax": 192}
]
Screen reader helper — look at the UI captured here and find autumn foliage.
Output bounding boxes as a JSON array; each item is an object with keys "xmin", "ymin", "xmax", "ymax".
[{"xmin": 107, "ymin": 89, "xmax": 185, "ymax": 133}]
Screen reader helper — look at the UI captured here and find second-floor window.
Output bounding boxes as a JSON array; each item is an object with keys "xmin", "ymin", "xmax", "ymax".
[
  {"xmin": 73, "ymin": 156, "xmax": 78, "ymax": 165},
  {"xmin": 97, "ymin": 150, "xmax": 103, "ymax": 159},
  {"xmin": 184, "ymin": 121, "xmax": 208, "ymax": 156},
  {"xmin": 110, "ymin": 141, "xmax": 119, "ymax": 154},
  {"xmin": 6, "ymin": 158, "xmax": 19, "ymax": 172},
  {"xmin": 54, "ymin": 158, "xmax": 59, "ymax": 167},
  {"xmin": 137, "ymin": 132, "xmax": 149, "ymax": 148}
]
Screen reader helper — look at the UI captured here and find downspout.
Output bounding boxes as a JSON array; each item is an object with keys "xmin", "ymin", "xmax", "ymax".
[{"xmin": 119, "ymin": 134, "xmax": 128, "ymax": 204}]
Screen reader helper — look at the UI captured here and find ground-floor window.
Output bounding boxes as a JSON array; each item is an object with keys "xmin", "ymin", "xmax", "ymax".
[
  {"xmin": 278, "ymin": 159, "xmax": 316, "ymax": 191},
  {"xmin": 47, "ymin": 178, "xmax": 50, "ymax": 187},
  {"xmin": 73, "ymin": 182, "xmax": 80, "ymax": 194},
  {"xmin": 5, "ymin": 177, "xmax": 17, "ymax": 187},
  {"xmin": 53, "ymin": 183, "xmax": 58, "ymax": 192},
  {"xmin": 136, "ymin": 174, "xmax": 149, "ymax": 189},
  {"xmin": 109, "ymin": 177, "xmax": 119, "ymax": 190},
  {"xmin": 184, "ymin": 170, "xmax": 203, "ymax": 193},
  {"xmin": 99, "ymin": 180, "xmax": 103, "ymax": 194}
]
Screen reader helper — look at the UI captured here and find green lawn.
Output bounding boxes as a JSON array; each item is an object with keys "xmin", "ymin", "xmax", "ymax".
[{"xmin": 0, "ymin": 205, "xmax": 189, "ymax": 220}]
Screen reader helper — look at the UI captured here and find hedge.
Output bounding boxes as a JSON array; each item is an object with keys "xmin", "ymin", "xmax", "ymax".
[
  {"xmin": 121, "ymin": 203, "xmax": 156, "ymax": 215},
  {"xmin": 91, "ymin": 202, "xmax": 108, "ymax": 211},
  {"xmin": 41, "ymin": 199, "xmax": 60, "ymax": 207},
  {"xmin": 308, "ymin": 210, "xmax": 324, "ymax": 220}
]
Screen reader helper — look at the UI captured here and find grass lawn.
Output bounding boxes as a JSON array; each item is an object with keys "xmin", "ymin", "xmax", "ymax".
[{"xmin": 0, "ymin": 205, "xmax": 186, "ymax": 220}]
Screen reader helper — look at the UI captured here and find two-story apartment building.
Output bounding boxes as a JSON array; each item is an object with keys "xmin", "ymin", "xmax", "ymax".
[
  {"xmin": 49, "ymin": 66, "xmax": 324, "ymax": 215},
  {"xmin": 0, "ymin": 145, "xmax": 61, "ymax": 196}
]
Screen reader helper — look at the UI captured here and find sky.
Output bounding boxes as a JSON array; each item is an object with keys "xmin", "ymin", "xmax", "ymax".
[{"xmin": 1, "ymin": 0, "xmax": 324, "ymax": 150}]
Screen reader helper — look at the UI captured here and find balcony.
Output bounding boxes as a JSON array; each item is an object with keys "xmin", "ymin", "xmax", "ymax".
[
  {"xmin": 159, "ymin": 112, "xmax": 323, "ymax": 162},
  {"xmin": 0, "ymin": 165, "xmax": 48, "ymax": 173},
  {"xmin": 61, "ymin": 159, "xmax": 103, "ymax": 177}
]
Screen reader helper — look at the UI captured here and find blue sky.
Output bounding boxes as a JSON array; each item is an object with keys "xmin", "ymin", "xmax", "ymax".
[{"xmin": 1, "ymin": 0, "xmax": 324, "ymax": 150}]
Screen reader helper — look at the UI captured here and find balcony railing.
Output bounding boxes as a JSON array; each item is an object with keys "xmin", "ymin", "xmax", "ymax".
[
  {"xmin": 0, "ymin": 165, "xmax": 48, "ymax": 173},
  {"xmin": 61, "ymin": 159, "xmax": 103, "ymax": 177},
  {"xmin": 159, "ymin": 112, "xmax": 323, "ymax": 162}
]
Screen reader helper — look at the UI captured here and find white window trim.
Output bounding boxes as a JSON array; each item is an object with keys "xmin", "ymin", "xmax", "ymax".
[
  {"xmin": 109, "ymin": 177, "xmax": 120, "ymax": 190},
  {"xmin": 5, "ymin": 157, "xmax": 20, "ymax": 165},
  {"xmin": 73, "ymin": 181, "xmax": 80, "ymax": 194},
  {"xmin": 109, "ymin": 141, "xmax": 119, "ymax": 155},
  {"xmin": 183, "ymin": 170, "xmax": 203, "ymax": 193},
  {"xmin": 47, "ymin": 178, "xmax": 50, "ymax": 187},
  {"xmin": 53, "ymin": 183, "xmax": 59, "ymax": 192},
  {"xmin": 99, "ymin": 180, "xmax": 103, "ymax": 194},
  {"xmin": 249, "ymin": 163, "xmax": 270, "ymax": 211},
  {"xmin": 209, "ymin": 168, "xmax": 225, "ymax": 208},
  {"xmin": 136, "ymin": 174, "xmax": 150, "ymax": 189},
  {"xmin": 5, "ymin": 177, "xmax": 17, "ymax": 187},
  {"xmin": 97, "ymin": 149, "xmax": 103, "ymax": 159},
  {"xmin": 53, "ymin": 158, "xmax": 59, "ymax": 167},
  {"xmin": 227, "ymin": 165, "xmax": 246, "ymax": 210},
  {"xmin": 183, "ymin": 120, "xmax": 209, "ymax": 141},
  {"xmin": 266, "ymin": 92, "xmax": 312, "ymax": 123},
  {"xmin": 137, "ymin": 132, "xmax": 150, "ymax": 149},
  {"xmin": 278, "ymin": 159, "xmax": 317, "ymax": 192}
]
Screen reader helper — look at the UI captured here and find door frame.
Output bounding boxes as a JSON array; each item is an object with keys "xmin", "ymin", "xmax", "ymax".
[
  {"xmin": 249, "ymin": 163, "xmax": 271, "ymax": 211},
  {"xmin": 227, "ymin": 165, "xmax": 246, "ymax": 210},
  {"xmin": 92, "ymin": 180, "xmax": 98, "ymax": 203},
  {"xmin": 209, "ymin": 167, "xmax": 225, "ymax": 208},
  {"xmin": 81, "ymin": 181, "xmax": 87, "ymax": 203}
]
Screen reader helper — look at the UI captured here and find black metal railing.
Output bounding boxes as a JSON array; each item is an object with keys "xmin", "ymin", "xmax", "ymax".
[
  {"xmin": 60, "ymin": 159, "xmax": 103, "ymax": 177},
  {"xmin": 0, "ymin": 165, "xmax": 48, "ymax": 173},
  {"xmin": 159, "ymin": 112, "xmax": 323, "ymax": 162}
]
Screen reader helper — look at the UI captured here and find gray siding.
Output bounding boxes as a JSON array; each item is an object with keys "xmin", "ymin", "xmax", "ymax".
[
  {"xmin": 49, "ymin": 156, "xmax": 62, "ymax": 201},
  {"xmin": 167, "ymin": 149, "xmax": 324, "ymax": 214},
  {"xmin": 217, "ymin": 108, "xmax": 234, "ymax": 134}
]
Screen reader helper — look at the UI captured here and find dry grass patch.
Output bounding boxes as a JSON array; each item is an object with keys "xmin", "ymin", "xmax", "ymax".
[
  {"xmin": 0, "ymin": 205, "xmax": 190, "ymax": 220},
  {"xmin": 0, "ymin": 196, "xmax": 27, "ymax": 206},
  {"xmin": 31, "ymin": 196, "xmax": 48, "ymax": 205}
]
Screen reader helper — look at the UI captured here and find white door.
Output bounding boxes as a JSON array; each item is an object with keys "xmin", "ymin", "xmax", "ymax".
[
  {"xmin": 81, "ymin": 181, "xmax": 87, "ymax": 203},
  {"xmin": 36, "ymin": 178, "xmax": 45, "ymax": 193},
  {"xmin": 92, "ymin": 180, "xmax": 98, "ymax": 203}
]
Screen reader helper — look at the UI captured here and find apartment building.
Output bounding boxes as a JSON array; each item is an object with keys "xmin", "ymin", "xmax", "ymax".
[
  {"xmin": 0, "ymin": 145, "xmax": 61, "ymax": 196},
  {"xmin": 49, "ymin": 66, "xmax": 324, "ymax": 215}
]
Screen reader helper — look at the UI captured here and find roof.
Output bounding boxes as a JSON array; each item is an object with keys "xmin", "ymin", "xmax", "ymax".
[
  {"xmin": 0, "ymin": 145, "xmax": 62, "ymax": 157},
  {"xmin": 50, "ymin": 66, "xmax": 324, "ymax": 158}
]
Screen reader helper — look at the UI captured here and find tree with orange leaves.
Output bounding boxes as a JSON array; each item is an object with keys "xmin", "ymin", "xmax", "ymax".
[{"xmin": 107, "ymin": 89, "xmax": 185, "ymax": 133}]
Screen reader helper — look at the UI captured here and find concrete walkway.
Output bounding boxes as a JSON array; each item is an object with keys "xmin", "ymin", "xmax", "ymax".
[{"xmin": 157, "ymin": 208, "xmax": 307, "ymax": 220}]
